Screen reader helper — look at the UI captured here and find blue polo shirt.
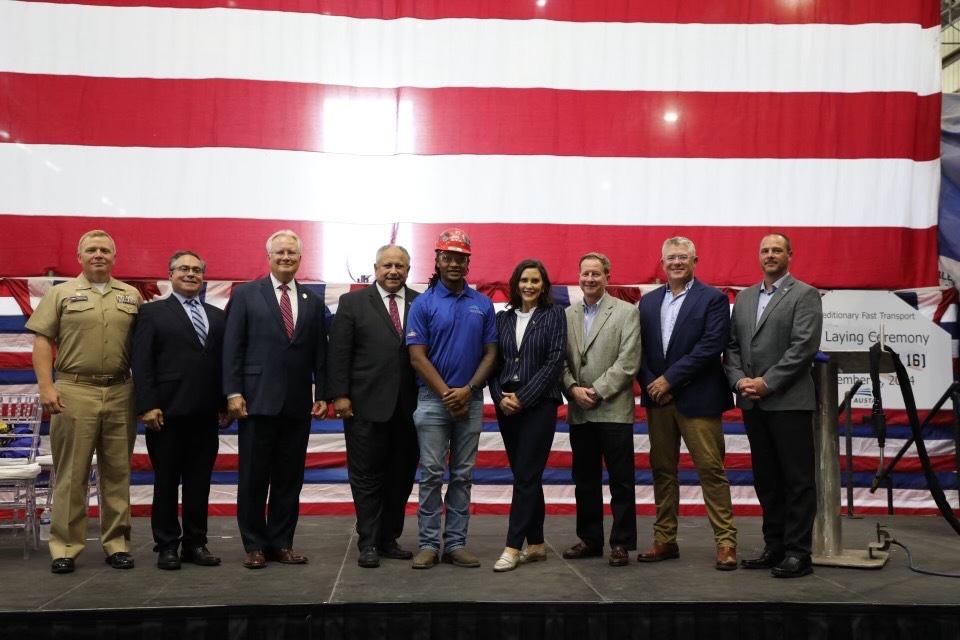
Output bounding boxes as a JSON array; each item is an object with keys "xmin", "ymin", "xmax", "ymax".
[{"xmin": 405, "ymin": 280, "xmax": 497, "ymax": 387}]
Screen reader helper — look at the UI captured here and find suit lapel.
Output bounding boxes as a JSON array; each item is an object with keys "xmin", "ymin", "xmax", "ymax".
[
  {"xmin": 583, "ymin": 295, "xmax": 613, "ymax": 353},
  {"xmin": 367, "ymin": 285, "xmax": 403, "ymax": 342},
  {"xmin": 259, "ymin": 278, "xmax": 289, "ymax": 338},
  {"xmin": 754, "ymin": 276, "xmax": 794, "ymax": 336},
  {"xmin": 165, "ymin": 295, "xmax": 201, "ymax": 347},
  {"xmin": 570, "ymin": 304, "xmax": 584, "ymax": 356},
  {"xmin": 291, "ymin": 281, "xmax": 309, "ymax": 342},
  {"xmin": 666, "ymin": 280, "xmax": 700, "ymax": 355},
  {"xmin": 517, "ymin": 307, "xmax": 545, "ymax": 352}
]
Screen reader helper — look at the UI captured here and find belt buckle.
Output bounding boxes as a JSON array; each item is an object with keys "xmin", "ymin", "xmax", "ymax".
[{"xmin": 93, "ymin": 374, "xmax": 112, "ymax": 385}]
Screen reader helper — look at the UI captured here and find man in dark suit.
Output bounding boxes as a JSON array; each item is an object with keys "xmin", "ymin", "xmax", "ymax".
[
  {"xmin": 223, "ymin": 230, "xmax": 328, "ymax": 569},
  {"xmin": 725, "ymin": 233, "xmax": 822, "ymax": 578},
  {"xmin": 637, "ymin": 237, "xmax": 737, "ymax": 571},
  {"xmin": 133, "ymin": 250, "xmax": 226, "ymax": 570},
  {"xmin": 327, "ymin": 245, "xmax": 420, "ymax": 568}
]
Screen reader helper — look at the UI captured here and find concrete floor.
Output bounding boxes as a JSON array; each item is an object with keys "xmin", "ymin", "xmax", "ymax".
[{"xmin": 1, "ymin": 514, "xmax": 959, "ymax": 612}]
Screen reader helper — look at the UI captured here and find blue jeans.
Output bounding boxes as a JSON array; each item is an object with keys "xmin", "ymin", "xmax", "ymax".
[{"xmin": 413, "ymin": 387, "xmax": 483, "ymax": 552}]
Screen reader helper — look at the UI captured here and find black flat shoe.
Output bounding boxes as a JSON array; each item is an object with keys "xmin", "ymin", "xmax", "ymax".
[
  {"xmin": 740, "ymin": 548, "xmax": 784, "ymax": 569},
  {"xmin": 105, "ymin": 552, "xmax": 135, "ymax": 569},
  {"xmin": 771, "ymin": 556, "xmax": 813, "ymax": 579},
  {"xmin": 157, "ymin": 548, "xmax": 181, "ymax": 570},
  {"xmin": 358, "ymin": 546, "xmax": 380, "ymax": 568},
  {"xmin": 181, "ymin": 545, "xmax": 221, "ymax": 566},
  {"xmin": 51, "ymin": 557, "xmax": 75, "ymax": 574},
  {"xmin": 379, "ymin": 541, "xmax": 413, "ymax": 560}
]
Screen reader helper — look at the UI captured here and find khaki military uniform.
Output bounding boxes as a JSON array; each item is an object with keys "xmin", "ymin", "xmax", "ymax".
[{"xmin": 26, "ymin": 275, "xmax": 142, "ymax": 559}]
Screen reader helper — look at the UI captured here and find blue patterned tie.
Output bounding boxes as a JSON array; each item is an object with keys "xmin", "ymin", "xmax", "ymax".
[{"xmin": 186, "ymin": 299, "xmax": 207, "ymax": 345}]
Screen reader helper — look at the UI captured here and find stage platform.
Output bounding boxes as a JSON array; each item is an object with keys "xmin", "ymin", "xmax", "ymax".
[{"xmin": 1, "ymin": 515, "xmax": 959, "ymax": 639}]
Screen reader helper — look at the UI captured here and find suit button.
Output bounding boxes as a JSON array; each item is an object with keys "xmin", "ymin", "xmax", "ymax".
[
  {"xmin": 514, "ymin": 357, "xmax": 520, "ymax": 363},
  {"xmin": 581, "ymin": 357, "xmax": 587, "ymax": 366}
]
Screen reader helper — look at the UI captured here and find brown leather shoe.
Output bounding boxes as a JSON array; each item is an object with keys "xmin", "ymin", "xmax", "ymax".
[
  {"xmin": 636, "ymin": 540, "xmax": 680, "ymax": 563},
  {"xmin": 562, "ymin": 541, "xmax": 603, "ymax": 559},
  {"xmin": 266, "ymin": 548, "xmax": 308, "ymax": 564},
  {"xmin": 243, "ymin": 550, "xmax": 266, "ymax": 569},
  {"xmin": 608, "ymin": 545, "xmax": 629, "ymax": 567},
  {"xmin": 715, "ymin": 546, "xmax": 737, "ymax": 571}
]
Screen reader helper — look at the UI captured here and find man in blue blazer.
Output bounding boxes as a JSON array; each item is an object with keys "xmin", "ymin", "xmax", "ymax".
[
  {"xmin": 637, "ymin": 237, "xmax": 737, "ymax": 570},
  {"xmin": 133, "ymin": 250, "xmax": 226, "ymax": 570},
  {"xmin": 223, "ymin": 230, "xmax": 328, "ymax": 569}
]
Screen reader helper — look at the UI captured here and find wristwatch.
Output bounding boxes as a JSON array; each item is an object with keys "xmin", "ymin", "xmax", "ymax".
[{"xmin": 469, "ymin": 384, "xmax": 481, "ymax": 394}]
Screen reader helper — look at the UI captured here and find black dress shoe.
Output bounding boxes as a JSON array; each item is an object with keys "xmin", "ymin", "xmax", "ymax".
[
  {"xmin": 771, "ymin": 556, "xmax": 813, "ymax": 578},
  {"xmin": 181, "ymin": 545, "xmax": 221, "ymax": 566},
  {"xmin": 51, "ymin": 557, "xmax": 75, "ymax": 574},
  {"xmin": 740, "ymin": 548, "xmax": 784, "ymax": 569},
  {"xmin": 379, "ymin": 540, "xmax": 414, "ymax": 560},
  {"xmin": 157, "ymin": 548, "xmax": 181, "ymax": 570},
  {"xmin": 562, "ymin": 541, "xmax": 603, "ymax": 559},
  {"xmin": 105, "ymin": 552, "xmax": 135, "ymax": 569},
  {"xmin": 358, "ymin": 546, "xmax": 380, "ymax": 568}
]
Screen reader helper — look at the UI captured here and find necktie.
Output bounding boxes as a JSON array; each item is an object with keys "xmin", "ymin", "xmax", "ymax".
[
  {"xmin": 186, "ymin": 299, "xmax": 207, "ymax": 345},
  {"xmin": 279, "ymin": 284, "xmax": 294, "ymax": 339},
  {"xmin": 387, "ymin": 293, "xmax": 402, "ymax": 336}
]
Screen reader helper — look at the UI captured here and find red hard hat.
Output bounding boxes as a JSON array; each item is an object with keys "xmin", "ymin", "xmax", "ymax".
[{"xmin": 435, "ymin": 228, "xmax": 472, "ymax": 255}]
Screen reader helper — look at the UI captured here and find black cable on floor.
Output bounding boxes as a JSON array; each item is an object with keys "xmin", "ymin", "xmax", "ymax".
[{"xmin": 889, "ymin": 539, "xmax": 960, "ymax": 578}]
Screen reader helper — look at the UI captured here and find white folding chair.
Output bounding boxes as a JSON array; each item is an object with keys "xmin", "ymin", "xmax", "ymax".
[{"xmin": 0, "ymin": 393, "xmax": 42, "ymax": 559}]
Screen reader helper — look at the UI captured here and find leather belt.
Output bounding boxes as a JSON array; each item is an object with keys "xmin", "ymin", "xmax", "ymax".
[{"xmin": 56, "ymin": 372, "xmax": 131, "ymax": 387}]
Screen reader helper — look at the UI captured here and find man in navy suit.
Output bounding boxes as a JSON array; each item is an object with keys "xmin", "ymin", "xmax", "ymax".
[
  {"xmin": 133, "ymin": 250, "xmax": 226, "ymax": 570},
  {"xmin": 223, "ymin": 230, "xmax": 328, "ymax": 569},
  {"xmin": 637, "ymin": 237, "xmax": 737, "ymax": 570},
  {"xmin": 327, "ymin": 245, "xmax": 420, "ymax": 568}
]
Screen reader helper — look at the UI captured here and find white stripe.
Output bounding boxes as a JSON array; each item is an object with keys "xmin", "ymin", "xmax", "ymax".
[
  {"xmin": 0, "ymin": 334, "xmax": 33, "ymax": 352},
  {"xmin": 0, "ymin": 4, "xmax": 940, "ymax": 95},
  {"xmin": 1, "ymin": 145, "xmax": 939, "ymax": 229},
  {"xmin": 132, "ymin": 484, "xmax": 955, "ymax": 512}
]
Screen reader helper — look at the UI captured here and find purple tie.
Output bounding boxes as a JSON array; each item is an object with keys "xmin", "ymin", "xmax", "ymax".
[
  {"xmin": 388, "ymin": 293, "xmax": 402, "ymax": 336},
  {"xmin": 279, "ymin": 284, "xmax": 294, "ymax": 339}
]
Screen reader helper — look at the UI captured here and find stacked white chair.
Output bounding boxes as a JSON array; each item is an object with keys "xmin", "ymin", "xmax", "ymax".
[{"xmin": 0, "ymin": 393, "xmax": 42, "ymax": 558}]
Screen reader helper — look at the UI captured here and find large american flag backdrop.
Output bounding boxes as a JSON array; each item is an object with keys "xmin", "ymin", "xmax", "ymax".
[{"xmin": 0, "ymin": 1, "xmax": 953, "ymax": 515}]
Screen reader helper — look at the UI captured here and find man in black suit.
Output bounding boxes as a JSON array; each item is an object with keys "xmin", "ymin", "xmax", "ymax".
[
  {"xmin": 223, "ymin": 230, "xmax": 328, "ymax": 569},
  {"xmin": 327, "ymin": 245, "xmax": 420, "ymax": 568},
  {"xmin": 133, "ymin": 250, "xmax": 226, "ymax": 570}
]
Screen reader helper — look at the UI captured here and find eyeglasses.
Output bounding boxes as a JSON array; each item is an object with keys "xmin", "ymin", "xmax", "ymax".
[
  {"xmin": 662, "ymin": 254, "xmax": 692, "ymax": 263},
  {"xmin": 438, "ymin": 252, "xmax": 468, "ymax": 264},
  {"xmin": 270, "ymin": 250, "xmax": 301, "ymax": 258},
  {"xmin": 172, "ymin": 265, "xmax": 204, "ymax": 275}
]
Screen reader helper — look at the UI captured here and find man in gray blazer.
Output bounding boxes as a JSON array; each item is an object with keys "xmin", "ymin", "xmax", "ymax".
[
  {"xmin": 561, "ymin": 252, "xmax": 641, "ymax": 567},
  {"xmin": 725, "ymin": 233, "xmax": 822, "ymax": 578}
]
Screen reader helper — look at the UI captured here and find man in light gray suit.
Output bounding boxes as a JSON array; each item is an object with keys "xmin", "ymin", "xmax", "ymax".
[
  {"xmin": 561, "ymin": 252, "xmax": 641, "ymax": 567},
  {"xmin": 725, "ymin": 233, "xmax": 822, "ymax": 579}
]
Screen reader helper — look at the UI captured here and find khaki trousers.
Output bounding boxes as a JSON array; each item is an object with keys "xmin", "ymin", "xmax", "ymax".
[
  {"xmin": 48, "ymin": 380, "xmax": 137, "ymax": 559},
  {"xmin": 647, "ymin": 403, "xmax": 736, "ymax": 548}
]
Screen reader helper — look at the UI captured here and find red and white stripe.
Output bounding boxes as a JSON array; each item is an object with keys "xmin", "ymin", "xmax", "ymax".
[{"xmin": 0, "ymin": 0, "xmax": 942, "ymax": 289}]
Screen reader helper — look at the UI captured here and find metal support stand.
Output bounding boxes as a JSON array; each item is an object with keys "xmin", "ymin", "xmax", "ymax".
[
  {"xmin": 811, "ymin": 354, "xmax": 890, "ymax": 569},
  {"xmin": 841, "ymin": 385, "xmax": 861, "ymax": 519}
]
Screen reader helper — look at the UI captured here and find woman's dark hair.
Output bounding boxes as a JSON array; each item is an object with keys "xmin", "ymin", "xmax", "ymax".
[{"xmin": 508, "ymin": 259, "xmax": 553, "ymax": 310}]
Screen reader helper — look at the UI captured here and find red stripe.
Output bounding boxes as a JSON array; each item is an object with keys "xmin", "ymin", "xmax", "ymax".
[
  {"xmin": 138, "ymin": 503, "xmax": 942, "ymax": 518},
  {"xmin": 132, "ymin": 451, "xmax": 957, "ymax": 474},
  {"xmin": 21, "ymin": 0, "xmax": 939, "ymax": 27},
  {"xmin": 0, "ymin": 353, "xmax": 31, "ymax": 368},
  {"xmin": 0, "ymin": 216, "xmax": 939, "ymax": 289},
  {"xmin": 0, "ymin": 74, "xmax": 940, "ymax": 161}
]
